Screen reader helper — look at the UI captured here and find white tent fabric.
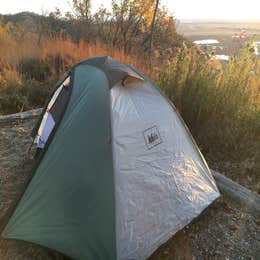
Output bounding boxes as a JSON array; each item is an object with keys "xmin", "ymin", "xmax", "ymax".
[
  {"xmin": 34, "ymin": 77, "xmax": 70, "ymax": 148},
  {"xmin": 34, "ymin": 112, "xmax": 55, "ymax": 148},
  {"xmin": 110, "ymin": 80, "xmax": 220, "ymax": 259}
]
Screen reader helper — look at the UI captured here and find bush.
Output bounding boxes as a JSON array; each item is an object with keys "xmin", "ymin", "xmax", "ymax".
[
  {"xmin": 0, "ymin": 74, "xmax": 54, "ymax": 115},
  {"xmin": 157, "ymin": 46, "xmax": 260, "ymax": 163},
  {"xmin": 18, "ymin": 57, "xmax": 52, "ymax": 81},
  {"xmin": 22, "ymin": 79, "xmax": 53, "ymax": 108},
  {"xmin": 0, "ymin": 81, "xmax": 27, "ymax": 114}
]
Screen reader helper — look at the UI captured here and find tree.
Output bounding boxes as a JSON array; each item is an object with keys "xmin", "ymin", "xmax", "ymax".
[
  {"xmin": 93, "ymin": 5, "xmax": 111, "ymax": 43},
  {"xmin": 149, "ymin": 0, "xmax": 159, "ymax": 61},
  {"xmin": 37, "ymin": 11, "xmax": 49, "ymax": 45},
  {"xmin": 70, "ymin": 0, "xmax": 92, "ymax": 42},
  {"xmin": 109, "ymin": 0, "xmax": 155, "ymax": 53},
  {"xmin": 72, "ymin": 0, "xmax": 91, "ymax": 21}
]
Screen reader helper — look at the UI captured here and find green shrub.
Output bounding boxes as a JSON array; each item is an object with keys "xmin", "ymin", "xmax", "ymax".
[
  {"xmin": 157, "ymin": 46, "xmax": 260, "ymax": 163},
  {"xmin": 0, "ymin": 78, "xmax": 53, "ymax": 115},
  {"xmin": 18, "ymin": 57, "xmax": 52, "ymax": 81},
  {"xmin": 22, "ymin": 79, "xmax": 53, "ymax": 108},
  {"xmin": 0, "ymin": 81, "xmax": 27, "ymax": 114}
]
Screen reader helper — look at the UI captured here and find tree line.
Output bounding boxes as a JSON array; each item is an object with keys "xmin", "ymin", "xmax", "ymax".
[{"xmin": 0, "ymin": 0, "xmax": 188, "ymax": 58}]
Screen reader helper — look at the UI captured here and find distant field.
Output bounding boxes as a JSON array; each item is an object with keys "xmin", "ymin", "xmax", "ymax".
[{"xmin": 177, "ymin": 20, "xmax": 260, "ymax": 55}]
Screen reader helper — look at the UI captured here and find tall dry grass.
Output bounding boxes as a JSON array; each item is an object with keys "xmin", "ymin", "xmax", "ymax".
[
  {"xmin": 0, "ymin": 22, "xmax": 152, "ymax": 113},
  {"xmin": 0, "ymin": 22, "xmax": 259, "ymax": 186},
  {"xmin": 158, "ymin": 46, "xmax": 260, "ymax": 173},
  {"xmin": 0, "ymin": 22, "xmax": 151, "ymax": 77}
]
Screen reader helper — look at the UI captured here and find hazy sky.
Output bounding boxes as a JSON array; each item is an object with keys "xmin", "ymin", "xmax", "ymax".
[{"xmin": 0, "ymin": 0, "xmax": 259, "ymax": 20}]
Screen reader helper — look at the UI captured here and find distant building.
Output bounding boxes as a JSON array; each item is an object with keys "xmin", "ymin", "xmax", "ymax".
[
  {"xmin": 253, "ymin": 42, "xmax": 260, "ymax": 56},
  {"xmin": 193, "ymin": 39, "xmax": 224, "ymax": 55}
]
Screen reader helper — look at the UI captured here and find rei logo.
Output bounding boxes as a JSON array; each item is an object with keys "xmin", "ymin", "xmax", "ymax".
[{"xmin": 143, "ymin": 126, "xmax": 162, "ymax": 149}]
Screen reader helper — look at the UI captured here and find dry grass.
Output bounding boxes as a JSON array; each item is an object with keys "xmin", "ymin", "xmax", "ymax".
[
  {"xmin": 158, "ymin": 45, "xmax": 260, "ymax": 187},
  {"xmin": 0, "ymin": 22, "xmax": 154, "ymax": 114},
  {"xmin": 0, "ymin": 22, "xmax": 259, "ymax": 188},
  {"xmin": 0, "ymin": 21, "xmax": 152, "ymax": 78}
]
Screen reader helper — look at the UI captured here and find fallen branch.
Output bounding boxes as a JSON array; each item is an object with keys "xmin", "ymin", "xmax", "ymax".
[
  {"xmin": 212, "ymin": 170, "xmax": 260, "ymax": 213},
  {"xmin": 0, "ymin": 109, "xmax": 42, "ymax": 123}
]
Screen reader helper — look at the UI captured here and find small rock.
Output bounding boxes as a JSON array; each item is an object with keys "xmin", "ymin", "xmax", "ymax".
[
  {"xmin": 254, "ymin": 218, "xmax": 260, "ymax": 226},
  {"xmin": 215, "ymin": 250, "xmax": 222, "ymax": 255},
  {"xmin": 229, "ymin": 223, "xmax": 238, "ymax": 231},
  {"xmin": 163, "ymin": 250, "xmax": 169, "ymax": 255},
  {"xmin": 224, "ymin": 242, "xmax": 230, "ymax": 248},
  {"xmin": 17, "ymin": 127, "xmax": 26, "ymax": 134}
]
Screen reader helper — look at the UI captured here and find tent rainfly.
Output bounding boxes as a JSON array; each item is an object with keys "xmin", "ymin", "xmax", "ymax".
[{"xmin": 1, "ymin": 56, "xmax": 220, "ymax": 259}]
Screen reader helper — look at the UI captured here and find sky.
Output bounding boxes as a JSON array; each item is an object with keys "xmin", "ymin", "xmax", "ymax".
[{"xmin": 0, "ymin": 0, "xmax": 259, "ymax": 20}]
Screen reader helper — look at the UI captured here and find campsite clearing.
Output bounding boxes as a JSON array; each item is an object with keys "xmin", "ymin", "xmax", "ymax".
[{"xmin": 0, "ymin": 118, "xmax": 259, "ymax": 260}]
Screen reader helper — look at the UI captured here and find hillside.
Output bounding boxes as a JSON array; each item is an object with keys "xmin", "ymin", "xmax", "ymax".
[
  {"xmin": 0, "ymin": 12, "xmax": 44, "ymax": 32},
  {"xmin": 0, "ymin": 12, "xmax": 73, "ymax": 38}
]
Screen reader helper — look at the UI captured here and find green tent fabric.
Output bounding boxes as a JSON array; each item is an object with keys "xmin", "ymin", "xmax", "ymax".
[{"xmin": 2, "ymin": 65, "xmax": 116, "ymax": 259}]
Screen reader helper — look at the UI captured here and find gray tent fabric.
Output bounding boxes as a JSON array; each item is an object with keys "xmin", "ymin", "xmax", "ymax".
[
  {"xmin": 110, "ymin": 80, "xmax": 219, "ymax": 259},
  {"xmin": 80, "ymin": 56, "xmax": 144, "ymax": 88},
  {"xmin": 2, "ymin": 56, "xmax": 220, "ymax": 260}
]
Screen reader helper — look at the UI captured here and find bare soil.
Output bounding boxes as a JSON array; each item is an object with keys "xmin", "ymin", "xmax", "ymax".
[{"xmin": 0, "ymin": 119, "xmax": 259, "ymax": 260}]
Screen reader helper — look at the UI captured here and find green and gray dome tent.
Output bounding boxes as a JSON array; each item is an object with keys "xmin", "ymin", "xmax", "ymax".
[{"xmin": 2, "ymin": 56, "xmax": 220, "ymax": 259}]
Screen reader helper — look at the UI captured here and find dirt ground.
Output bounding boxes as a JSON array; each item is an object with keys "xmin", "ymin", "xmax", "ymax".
[{"xmin": 0, "ymin": 118, "xmax": 259, "ymax": 260}]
